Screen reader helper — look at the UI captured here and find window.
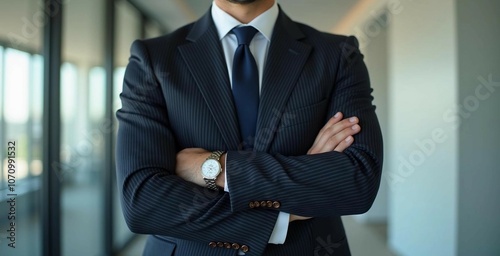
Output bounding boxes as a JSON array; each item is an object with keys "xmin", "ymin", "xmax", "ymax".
[
  {"xmin": 3, "ymin": 49, "xmax": 31, "ymax": 185},
  {"xmin": 60, "ymin": 0, "xmax": 107, "ymax": 254},
  {"xmin": 0, "ymin": 0, "xmax": 43, "ymax": 254},
  {"xmin": 0, "ymin": 47, "xmax": 43, "ymax": 256},
  {"xmin": 1, "ymin": 48, "xmax": 42, "ymax": 187}
]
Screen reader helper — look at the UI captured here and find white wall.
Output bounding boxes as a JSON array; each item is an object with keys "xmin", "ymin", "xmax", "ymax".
[
  {"xmin": 388, "ymin": 0, "xmax": 459, "ymax": 255},
  {"xmin": 456, "ymin": 0, "xmax": 500, "ymax": 255}
]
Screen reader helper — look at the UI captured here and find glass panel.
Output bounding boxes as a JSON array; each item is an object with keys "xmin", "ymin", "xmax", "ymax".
[
  {"xmin": 89, "ymin": 67, "xmax": 106, "ymax": 122},
  {"xmin": 114, "ymin": 0, "xmax": 142, "ymax": 248},
  {"xmin": 60, "ymin": 0, "xmax": 106, "ymax": 255},
  {"xmin": 0, "ymin": 0, "xmax": 43, "ymax": 254},
  {"xmin": 4, "ymin": 49, "xmax": 30, "ymax": 127},
  {"xmin": 31, "ymin": 55, "xmax": 43, "ymax": 178},
  {"xmin": 0, "ymin": 49, "xmax": 42, "ymax": 255},
  {"xmin": 61, "ymin": 63, "xmax": 78, "ymax": 124}
]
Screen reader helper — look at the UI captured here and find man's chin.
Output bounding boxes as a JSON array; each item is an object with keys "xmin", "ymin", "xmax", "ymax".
[{"xmin": 227, "ymin": 0, "xmax": 258, "ymax": 4}]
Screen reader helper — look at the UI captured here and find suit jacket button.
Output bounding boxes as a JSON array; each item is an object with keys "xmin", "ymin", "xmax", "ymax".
[
  {"xmin": 224, "ymin": 242, "xmax": 231, "ymax": 249},
  {"xmin": 266, "ymin": 201, "xmax": 273, "ymax": 208},
  {"xmin": 209, "ymin": 242, "xmax": 217, "ymax": 248},
  {"xmin": 254, "ymin": 201, "xmax": 260, "ymax": 207},
  {"xmin": 273, "ymin": 201, "xmax": 281, "ymax": 209},
  {"xmin": 260, "ymin": 201, "xmax": 266, "ymax": 207},
  {"xmin": 249, "ymin": 202, "xmax": 255, "ymax": 208},
  {"xmin": 241, "ymin": 245, "xmax": 249, "ymax": 253},
  {"xmin": 232, "ymin": 243, "xmax": 240, "ymax": 250},
  {"xmin": 217, "ymin": 242, "xmax": 224, "ymax": 247}
]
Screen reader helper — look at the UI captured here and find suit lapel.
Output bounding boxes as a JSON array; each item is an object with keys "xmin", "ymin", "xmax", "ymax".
[
  {"xmin": 178, "ymin": 11, "xmax": 241, "ymax": 150},
  {"xmin": 254, "ymin": 10, "xmax": 312, "ymax": 152}
]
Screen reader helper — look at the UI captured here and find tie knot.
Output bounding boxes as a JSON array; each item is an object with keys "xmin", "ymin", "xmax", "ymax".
[{"xmin": 233, "ymin": 26, "xmax": 258, "ymax": 45}]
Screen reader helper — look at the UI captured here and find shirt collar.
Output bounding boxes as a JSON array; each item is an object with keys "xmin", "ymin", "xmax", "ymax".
[{"xmin": 211, "ymin": 1, "xmax": 279, "ymax": 41}]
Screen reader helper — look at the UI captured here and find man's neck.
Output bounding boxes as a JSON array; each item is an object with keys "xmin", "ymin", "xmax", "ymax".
[{"xmin": 214, "ymin": 0, "xmax": 275, "ymax": 24}]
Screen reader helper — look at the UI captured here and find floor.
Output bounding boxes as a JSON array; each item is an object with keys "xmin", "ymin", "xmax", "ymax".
[{"xmin": 119, "ymin": 216, "xmax": 397, "ymax": 256}]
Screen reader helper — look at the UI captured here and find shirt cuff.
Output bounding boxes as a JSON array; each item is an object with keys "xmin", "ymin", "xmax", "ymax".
[
  {"xmin": 224, "ymin": 155, "xmax": 229, "ymax": 192},
  {"xmin": 268, "ymin": 212, "xmax": 289, "ymax": 244}
]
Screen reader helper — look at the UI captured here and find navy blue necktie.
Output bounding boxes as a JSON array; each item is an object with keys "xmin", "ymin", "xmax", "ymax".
[{"xmin": 232, "ymin": 26, "xmax": 259, "ymax": 149}]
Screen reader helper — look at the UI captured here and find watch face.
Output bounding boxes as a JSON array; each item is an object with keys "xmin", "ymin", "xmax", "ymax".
[{"xmin": 201, "ymin": 159, "xmax": 221, "ymax": 178}]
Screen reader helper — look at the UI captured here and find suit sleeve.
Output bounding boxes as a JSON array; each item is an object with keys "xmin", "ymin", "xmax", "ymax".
[
  {"xmin": 115, "ymin": 40, "xmax": 279, "ymax": 255},
  {"xmin": 226, "ymin": 36, "xmax": 384, "ymax": 217}
]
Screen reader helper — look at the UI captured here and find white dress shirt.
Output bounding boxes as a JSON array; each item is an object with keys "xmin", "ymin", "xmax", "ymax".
[{"xmin": 211, "ymin": 0, "xmax": 290, "ymax": 248}]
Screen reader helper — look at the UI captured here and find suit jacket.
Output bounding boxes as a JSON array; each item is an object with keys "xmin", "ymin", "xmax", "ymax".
[{"xmin": 116, "ymin": 6, "xmax": 383, "ymax": 256}]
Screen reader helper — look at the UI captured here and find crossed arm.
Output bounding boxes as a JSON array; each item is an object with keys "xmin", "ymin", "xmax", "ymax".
[{"xmin": 175, "ymin": 112, "xmax": 362, "ymax": 222}]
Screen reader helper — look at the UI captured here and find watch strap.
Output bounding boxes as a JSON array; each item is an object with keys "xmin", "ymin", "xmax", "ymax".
[
  {"xmin": 208, "ymin": 150, "xmax": 224, "ymax": 161},
  {"xmin": 204, "ymin": 178, "xmax": 219, "ymax": 190}
]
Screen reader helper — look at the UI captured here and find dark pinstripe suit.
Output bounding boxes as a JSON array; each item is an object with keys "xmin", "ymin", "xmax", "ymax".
[{"xmin": 116, "ymin": 6, "xmax": 383, "ymax": 256}]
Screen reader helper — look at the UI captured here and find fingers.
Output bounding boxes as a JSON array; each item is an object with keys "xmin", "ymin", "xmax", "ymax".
[
  {"xmin": 334, "ymin": 135, "xmax": 354, "ymax": 152},
  {"xmin": 318, "ymin": 116, "xmax": 359, "ymax": 148},
  {"xmin": 317, "ymin": 112, "xmax": 343, "ymax": 137},
  {"xmin": 309, "ymin": 113, "xmax": 361, "ymax": 154},
  {"xmin": 310, "ymin": 112, "xmax": 343, "ymax": 150},
  {"xmin": 318, "ymin": 123, "xmax": 361, "ymax": 153}
]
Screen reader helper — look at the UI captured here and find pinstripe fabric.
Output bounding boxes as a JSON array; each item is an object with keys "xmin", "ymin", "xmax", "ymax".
[{"xmin": 115, "ymin": 6, "xmax": 382, "ymax": 256}]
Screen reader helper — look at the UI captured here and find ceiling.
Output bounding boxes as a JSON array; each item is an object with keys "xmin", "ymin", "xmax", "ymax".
[{"xmin": 130, "ymin": 0, "xmax": 359, "ymax": 33}]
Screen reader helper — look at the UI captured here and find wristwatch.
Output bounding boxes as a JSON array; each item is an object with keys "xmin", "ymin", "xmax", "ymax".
[{"xmin": 201, "ymin": 151, "xmax": 225, "ymax": 190}]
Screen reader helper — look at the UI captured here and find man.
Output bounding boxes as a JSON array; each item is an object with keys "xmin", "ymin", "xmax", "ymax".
[{"xmin": 116, "ymin": 0, "xmax": 383, "ymax": 255}]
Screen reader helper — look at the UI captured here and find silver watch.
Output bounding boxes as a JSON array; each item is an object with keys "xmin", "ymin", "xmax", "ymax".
[{"xmin": 201, "ymin": 151, "xmax": 225, "ymax": 190}]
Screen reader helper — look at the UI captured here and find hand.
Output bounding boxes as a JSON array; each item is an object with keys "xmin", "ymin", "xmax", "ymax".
[
  {"xmin": 175, "ymin": 148, "xmax": 211, "ymax": 187},
  {"xmin": 291, "ymin": 113, "xmax": 361, "ymax": 222},
  {"xmin": 308, "ymin": 112, "xmax": 360, "ymax": 155}
]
